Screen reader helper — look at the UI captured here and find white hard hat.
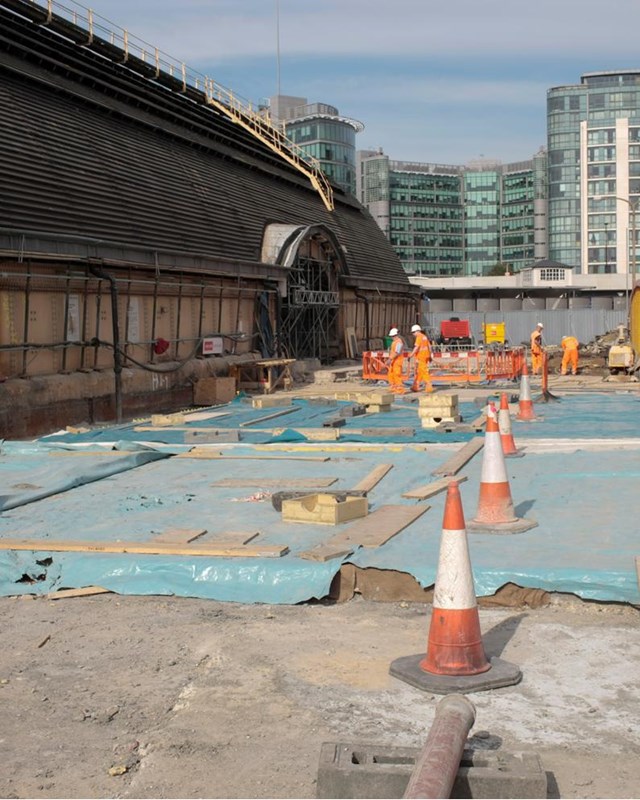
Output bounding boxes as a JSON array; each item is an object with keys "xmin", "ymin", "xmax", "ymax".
[
  {"xmin": 388, "ymin": 328, "xmax": 398, "ymax": 336},
  {"xmin": 537, "ymin": 322, "xmax": 544, "ymax": 328},
  {"xmin": 411, "ymin": 324, "xmax": 422, "ymax": 333}
]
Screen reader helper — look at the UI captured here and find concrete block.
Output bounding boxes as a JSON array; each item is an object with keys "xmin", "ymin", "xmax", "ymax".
[
  {"xmin": 360, "ymin": 427, "xmax": 414, "ymax": 438},
  {"xmin": 357, "ymin": 391, "xmax": 394, "ymax": 406},
  {"xmin": 419, "ymin": 393, "xmax": 459, "ymax": 408},
  {"xmin": 323, "ymin": 416, "xmax": 346, "ymax": 428},
  {"xmin": 252, "ymin": 396, "xmax": 293, "ymax": 409},
  {"xmin": 282, "ymin": 493, "xmax": 368, "ymax": 525},
  {"xmin": 418, "ymin": 405, "xmax": 459, "ymax": 419},
  {"xmin": 365, "ymin": 404, "xmax": 392, "ymax": 413},
  {"xmin": 193, "ymin": 376, "xmax": 236, "ymax": 406},
  {"xmin": 316, "ymin": 743, "xmax": 546, "ymax": 799},
  {"xmin": 151, "ymin": 412, "xmax": 186, "ymax": 426},
  {"xmin": 421, "ymin": 415, "xmax": 462, "ymax": 429},
  {"xmin": 339, "ymin": 404, "xmax": 367, "ymax": 417}
]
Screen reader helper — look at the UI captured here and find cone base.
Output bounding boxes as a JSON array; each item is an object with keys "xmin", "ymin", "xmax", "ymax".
[
  {"xmin": 467, "ymin": 517, "xmax": 538, "ymax": 535},
  {"xmin": 515, "ymin": 415, "xmax": 544, "ymax": 423},
  {"xmin": 504, "ymin": 449, "xmax": 525, "ymax": 458},
  {"xmin": 389, "ymin": 654, "xmax": 522, "ymax": 695}
]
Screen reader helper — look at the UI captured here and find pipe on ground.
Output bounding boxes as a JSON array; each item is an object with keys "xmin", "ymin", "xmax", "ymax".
[{"xmin": 403, "ymin": 694, "xmax": 476, "ymax": 800}]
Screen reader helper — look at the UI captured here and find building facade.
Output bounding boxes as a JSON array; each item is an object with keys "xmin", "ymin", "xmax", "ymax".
[
  {"xmin": 357, "ymin": 151, "xmax": 548, "ymax": 278},
  {"xmin": 269, "ymin": 95, "xmax": 364, "ymax": 195},
  {"xmin": 547, "ymin": 70, "xmax": 640, "ymax": 279}
]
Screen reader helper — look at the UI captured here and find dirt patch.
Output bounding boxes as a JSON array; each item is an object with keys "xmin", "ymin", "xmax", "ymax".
[{"xmin": 0, "ymin": 593, "xmax": 638, "ymax": 799}]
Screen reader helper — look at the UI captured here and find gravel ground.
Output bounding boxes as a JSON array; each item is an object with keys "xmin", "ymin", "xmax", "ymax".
[{"xmin": 1, "ymin": 592, "xmax": 639, "ymax": 799}]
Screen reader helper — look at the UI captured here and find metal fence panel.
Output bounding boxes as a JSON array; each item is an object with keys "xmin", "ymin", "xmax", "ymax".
[{"xmin": 423, "ymin": 309, "xmax": 626, "ymax": 347}]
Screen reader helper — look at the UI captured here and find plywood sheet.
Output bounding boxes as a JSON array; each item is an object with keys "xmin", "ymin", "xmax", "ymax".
[
  {"xmin": 327, "ymin": 504, "xmax": 430, "ymax": 548},
  {"xmin": 431, "ymin": 437, "xmax": 484, "ymax": 477},
  {"xmin": 212, "ymin": 478, "xmax": 337, "ymax": 488},
  {"xmin": 402, "ymin": 475, "xmax": 468, "ymax": 500},
  {"xmin": 353, "ymin": 463, "xmax": 394, "ymax": 492},
  {"xmin": 0, "ymin": 538, "xmax": 287, "ymax": 558}
]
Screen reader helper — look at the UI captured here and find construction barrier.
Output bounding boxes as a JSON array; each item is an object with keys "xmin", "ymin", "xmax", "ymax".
[{"xmin": 362, "ymin": 347, "xmax": 525, "ymax": 386}]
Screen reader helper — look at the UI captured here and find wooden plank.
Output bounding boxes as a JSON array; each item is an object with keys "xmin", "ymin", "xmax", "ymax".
[
  {"xmin": 45, "ymin": 586, "xmax": 111, "ymax": 600},
  {"xmin": 298, "ymin": 544, "xmax": 354, "ymax": 562},
  {"xmin": 635, "ymin": 556, "xmax": 640, "ymax": 592},
  {"xmin": 151, "ymin": 528, "xmax": 208, "ymax": 544},
  {"xmin": 239, "ymin": 406, "xmax": 300, "ymax": 427},
  {"xmin": 326, "ymin": 504, "xmax": 430, "ymax": 548},
  {"xmin": 174, "ymin": 450, "xmax": 330, "ymax": 462},
  {"xmin": 352, "ymin": 463, "xmax": 394, "ymax": 492},
  {"xmin": 402, "ymin": 475, "xmax": 468, "ymax": 500},
  {"xmin": 134, "ymin": 425, "xmax": 236, "ymax": 432},
  {"xmin": 211, "ymin": 478, "xmax": 337, "ymax": 488},
  {"xmin": 0, "ymin": 539, "xmax": 288, "ymax": 558},
  {"xmin": 181, "ymin": 411, "xmax": 231, "ymax": 422},
  {"xmin": 431, "ymin": 437, "xmax": 484, "ymax": 477}
]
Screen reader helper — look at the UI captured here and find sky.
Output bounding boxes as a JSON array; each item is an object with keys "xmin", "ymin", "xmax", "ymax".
[{"xmin": 75, "ymin": 0, "xmax": 640, "ymax": 165}]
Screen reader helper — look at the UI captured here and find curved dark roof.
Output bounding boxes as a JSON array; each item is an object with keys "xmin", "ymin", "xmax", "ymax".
[{"xmin": 0, "ymin": 2, "xmax": 409, "ymax": 287}]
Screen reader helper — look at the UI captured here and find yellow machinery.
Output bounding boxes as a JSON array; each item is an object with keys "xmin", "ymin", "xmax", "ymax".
[
  {"xmin": 608, "ymin": 285, "xmax": 640, "ymax": 373},
  {"xmin": 483, "ymin": 322, "xmax": 506, "ymax": 346}
]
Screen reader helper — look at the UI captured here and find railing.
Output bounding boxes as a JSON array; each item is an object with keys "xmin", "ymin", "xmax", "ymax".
[
  {"xmin": 362, "ymin": 346, "xmax": 525, "ymax": 385},
  {"xmin": 19, "ymin": 0, "xmax": 334, "ymax": 211}
]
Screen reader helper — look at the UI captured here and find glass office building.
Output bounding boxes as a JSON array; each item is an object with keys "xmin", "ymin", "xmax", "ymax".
[
  {"xmin": 357, "ymin": 151, "xmax": 546, "ymax": 277},
  {"xmin": 547, "ymin": 70, "xmax": 640, "ymax": 275},
  {"xmin": 269, "ymin": 95, "xmax": 363, "ymax": 195}
]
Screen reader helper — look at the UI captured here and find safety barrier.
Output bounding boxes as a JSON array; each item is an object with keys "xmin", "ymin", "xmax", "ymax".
[{"xmin": 362, "ymin": 347, "xmax": 525, "ymax": 385}]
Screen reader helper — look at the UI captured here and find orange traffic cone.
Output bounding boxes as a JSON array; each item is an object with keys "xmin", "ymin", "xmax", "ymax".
[
  {"xmin": 467, "ymin": 414, "xmax": 537, "ymax": 534},
  {"xmin": 498, "ymin": 393, "xmax": 523, "ymax": 458},
  {"xmin": 516, "ymin": 361, "xmax": 539, "ymax": 421},
  {"xmin": 389, "ymin": 481, "xmax": 522, "ymax": 694}
]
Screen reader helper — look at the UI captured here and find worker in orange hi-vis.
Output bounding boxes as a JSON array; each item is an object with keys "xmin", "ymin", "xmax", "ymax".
[
  {"xmin": 561, "ymin": 335, "xmax": 579, "ymax": 375},
  {"xmin": 409, "ymin": 324, "xmax": 433, "ymax": 392},
  {"xmin": 530, "ymin": 322, "xmax": 544, "ymax": 375},
  {"xmin": 386, "ymin": 327, "xmax": 407, "ymax": 394}
]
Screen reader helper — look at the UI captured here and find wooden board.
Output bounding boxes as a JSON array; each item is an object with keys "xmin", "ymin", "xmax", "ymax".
[
  {"xmin": 0, "ymin": 539, "xmax": 288, "ymax": 558},
  {"xmin": 239, "ymin": 407, "xmax": 300, "ymax": 427},
  {"xmin": 151, "ymin": 528, "xmax": 208, "ymax": 544},
  {"xmin": 353, "ymin": 463, "xmax": 394, "ymax": 492},
  {"xmin": 175, "ymin": 449, "xmax": 330, "ymax": 462},
  {"xmin": 211, "ymin": 478, "xmax": 337, "ymax": 488},
  {"xmin": 298, "ymin": 544, "xmax": 354, "ymax": 562},
  {"xmin": 326, "ymin": 504, "xmax": 430, "ymax": 548},
  {"xmin": 402, "ymin": 475, "xmax": 468, "ymax": 500},
  {"xmin": 181, "ymin": 411, "xmax": 231, "ymax": 422},
  {"xmin": 45, "ymin": 586, "xmax": 111, "ymax": 600},
  {"xmin": 134, "ymin": 425, "xmax": 235, "ymax": 433},
  {"xmin": 431, "ymin": 437, "xmax": 484, "ymax": 477}
]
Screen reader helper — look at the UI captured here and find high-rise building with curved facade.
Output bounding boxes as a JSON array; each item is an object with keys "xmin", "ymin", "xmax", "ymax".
[
  {"xmin": 269, "ymin": 95, "xmax": 363, "ymax": 195},
  {"xmin": 548, "ymin": 70, "xmax": 640, "ymax": 277}
]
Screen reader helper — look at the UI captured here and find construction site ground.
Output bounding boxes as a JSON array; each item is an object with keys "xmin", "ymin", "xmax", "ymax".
[{"xmin": 1, "ymin": 361, "xmax": 639, "ymax": 799}]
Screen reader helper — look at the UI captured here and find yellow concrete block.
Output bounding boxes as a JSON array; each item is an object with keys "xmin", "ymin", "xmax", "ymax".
[
  {"xmin": 421, "ymin": 415, "xmax": 462, "ymax": 428},
  {"xmin": 282, "ymin": 493, "xmax": 369, "ymax": 525},
  {"xmin": 418, "ymin": 405, "xmax": 459, "ymax": 419},
  {"xmin": 357, "ymin": 391, "xmax": 394, "ymax": 406},
  {"xmin": 365, "ymin": 404, "xmax": 392, "ymax": 413},
  {"xmin": 151, "ymin": 412, "xmax": 186, "ymax": 427},
  {"xmin": 252, "ymin": 396, "xmax": 293, "ymax": 409},
  {"xmin": 419, "ymin": 393, "xmax": 458, "ymax": 408}
]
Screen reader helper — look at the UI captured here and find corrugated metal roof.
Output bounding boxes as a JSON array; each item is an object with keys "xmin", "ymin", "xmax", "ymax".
[{"xmin": 0, "ymin": 4, "xmax": 409, "ymax": 287}]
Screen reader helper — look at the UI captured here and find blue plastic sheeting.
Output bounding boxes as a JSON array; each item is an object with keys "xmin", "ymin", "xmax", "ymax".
[
  {"xmin": 512, "ymin": 392, "xmax": 640, "ymax": 438},
  {"xmin": 37, "ymin": 397, "xmax": 480, "ymax": 446},
  {"xmin": 0, "ymin": 441, "xmax": 168, "ymax": 511},
  {"xmin": 0, "ymin": 447, "xmax": 433, "ymax": 603},
  {"xmin": 351, "ymin": 448, "xmax": 640, "ymax": 604},
  {"xmin": 2, "ymin": 392, "xmax": 640, "ymax": 605}
]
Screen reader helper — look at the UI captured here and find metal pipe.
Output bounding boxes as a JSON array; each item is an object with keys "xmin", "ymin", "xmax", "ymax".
[
  {"xmin": 88, "ymin": 260, "xmax": 123, "ymax": 423},
  {"xmin": 403, "ymin": 694, "xmax": 476, "ymax": 800},
  {"xmin": 354, "ymin": 289, "xmax": 371, "ymax": 351}
]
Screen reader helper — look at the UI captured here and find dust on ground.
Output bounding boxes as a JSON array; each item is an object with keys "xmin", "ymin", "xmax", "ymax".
[{"xmin": 1, "ymin": 592, "xmax": 639, "ymax": 799}]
